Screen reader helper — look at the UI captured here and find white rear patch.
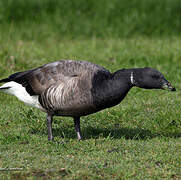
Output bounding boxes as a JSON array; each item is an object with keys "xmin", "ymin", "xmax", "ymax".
[{"xmin": 0, "ymin": 81, "xmax": 43, "ymax": 110}]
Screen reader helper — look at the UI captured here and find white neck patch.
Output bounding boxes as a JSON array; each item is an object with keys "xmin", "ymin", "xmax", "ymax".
[{"xmin": 130, "ymin": 72, "xmax": 135, "ymax": 85}]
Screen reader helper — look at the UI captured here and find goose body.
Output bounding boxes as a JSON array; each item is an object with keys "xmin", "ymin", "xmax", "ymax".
[{"xmin": 0, "ymin": 60, "xmax": 175, "ymax": 140}]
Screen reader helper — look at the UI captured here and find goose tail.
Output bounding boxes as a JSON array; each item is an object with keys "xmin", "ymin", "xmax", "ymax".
[
  {"xmin": 0, "ymin": 86, "xmax": 11, "ymax": 90},
  {"xmin": 0, "ymin": 78, "xmax": 10, "ymax": 83},
  {"xmin": 0, "ymin": 78, "xmax": 11, "ymax": 91}
]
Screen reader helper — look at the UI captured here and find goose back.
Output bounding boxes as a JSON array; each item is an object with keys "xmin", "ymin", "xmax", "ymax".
[{"xmin": 7, "ymin": 60, "xmax": 109, "ymax": 95}]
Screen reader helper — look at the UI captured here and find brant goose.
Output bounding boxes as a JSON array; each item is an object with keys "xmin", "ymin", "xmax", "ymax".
[{"xmin": 0, "ymin": 60, "xmax": 176, "ymax": 140}]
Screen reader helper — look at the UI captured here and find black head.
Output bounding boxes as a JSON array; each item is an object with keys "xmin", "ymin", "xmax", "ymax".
[{"xmin": 133, "ymin": 67, "xmax": 176, "ymax": 91}]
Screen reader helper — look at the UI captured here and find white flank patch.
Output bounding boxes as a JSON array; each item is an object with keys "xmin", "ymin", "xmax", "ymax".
[{"xmin": 0, "ymin": 81, "xmax": 43, "ymax": 110}]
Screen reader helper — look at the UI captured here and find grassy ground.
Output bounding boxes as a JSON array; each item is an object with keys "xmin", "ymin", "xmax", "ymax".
[
  {"xmin": 0, "ymin": 35, "xmax": 181, "ymax": 179},
  {"xmin": 0, "ymin": 0, "xmax": 181, "ymax": 179}
]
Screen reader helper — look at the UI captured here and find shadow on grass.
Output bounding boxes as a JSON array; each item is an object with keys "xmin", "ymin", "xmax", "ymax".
[
  {"xmin": 70, "ymin": 127, "xmax": 181, "ymax": 140},
  {"xmin": 33, "ymin": 126, "xmax": 181, "ymax": 140}
]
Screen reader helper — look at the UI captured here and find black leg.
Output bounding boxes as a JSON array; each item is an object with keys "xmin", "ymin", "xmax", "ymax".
[
  {"xmin": 47, "ymin": 113, "xmax": 54, "ymax": 141},
  {"xmin": 74, "ymin": 117, "xmax": 82, "ymax": 140}
]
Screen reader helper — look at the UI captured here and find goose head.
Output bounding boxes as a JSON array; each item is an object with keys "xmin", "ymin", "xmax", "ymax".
[{"xmin": 131, "ymin": 67, "xmax": 176, "ymax": 91}]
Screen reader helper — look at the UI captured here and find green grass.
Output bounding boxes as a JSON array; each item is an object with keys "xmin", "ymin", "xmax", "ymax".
[
  {"xmin": 0, "ymin": 0, "xmax": 181, "ymax": 179},
  {"xmin": 0, "ymin": 35, "xmax": 181, "ymax": 179}
]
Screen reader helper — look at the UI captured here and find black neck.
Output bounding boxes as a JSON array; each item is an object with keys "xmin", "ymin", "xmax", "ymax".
[{"xmin": 91, "ymin": 69, "xmax": 134, "ymax": 110}]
